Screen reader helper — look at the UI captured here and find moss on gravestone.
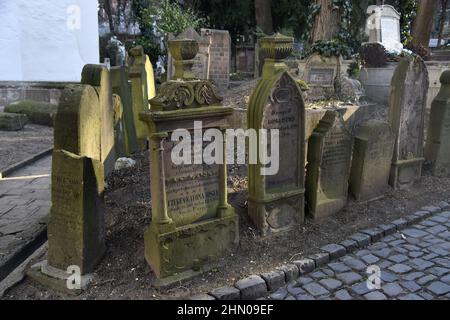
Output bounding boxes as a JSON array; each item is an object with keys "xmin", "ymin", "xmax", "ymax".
[{"xmin": 4, "ymin": 100, "xmax": 57, "ymax": 127}]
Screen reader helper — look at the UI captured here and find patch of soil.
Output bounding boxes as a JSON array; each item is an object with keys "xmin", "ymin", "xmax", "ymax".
[
  {"xmin": 0, "ymin": 124, "xmax": 53, "ymax": 171},
  {"xmin": 3, "ymin": 150, "xmax": 450, "ymax": 300}
]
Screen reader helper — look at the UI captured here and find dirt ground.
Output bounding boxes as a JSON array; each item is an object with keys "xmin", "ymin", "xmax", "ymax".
[
  {"xmin": 0, "ymin": 124, "xmax": 53, "ymax": 171},
  {"xmin": 3, "ymin": 150, "xmax": 449, "ymax": 300}
]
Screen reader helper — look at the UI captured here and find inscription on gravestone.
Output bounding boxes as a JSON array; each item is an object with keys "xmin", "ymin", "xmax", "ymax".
[{"xmin": 308, "ymin": 68, "xmax": 335, "ymax": 85}]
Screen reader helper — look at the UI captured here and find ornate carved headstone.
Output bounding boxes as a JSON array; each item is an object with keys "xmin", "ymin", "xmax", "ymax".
[
  {"xmin": 111, "ymin": 66, "xmax": 139, "ymax": 155},
  {"xmin": 389, "ymin": 55, "xmax": 428, "ymax": 190},
  {"xmin": 425, "ymin": 70, "xmax": 450, "ymax": 176},
  {"xmin": 304, "ymin": 53, "xmax": 342, "ymax": 100},
  {"xmin": 306, "ymin": 110, "xmax": 353, "ymax": 220},
  {"xmin": 128, "ymin": 46, "xmax": 156, "ymax": 149},
  {"xmin": 139, "ymin": 39, "xmax": 238, "ymax": 287},
  {"xmin": 248, "ymin": 34, "xmax": 306, "ymax": 234},
  {"xmin": 81, "ymin": 64, "xmax": 116, "ymax": 176},
  {"xmin": 349, "ymin": 120, "xmax": 395, "ymax": 201},
  {"xmin": 29, "ymin": 85, "xmax": 106, "ymax": 292}
]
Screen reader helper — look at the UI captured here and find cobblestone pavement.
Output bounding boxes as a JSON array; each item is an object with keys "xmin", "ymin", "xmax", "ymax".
[
  {"xmin": 268, "ymin": 211, "xmax": 450, "ymax": 300},
  {"xmin": 0, "ymin": 155, "xmax": 51, "ymax": 280}
]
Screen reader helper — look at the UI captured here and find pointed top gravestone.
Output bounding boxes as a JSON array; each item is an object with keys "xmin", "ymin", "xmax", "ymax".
[
  {"xmin": 388, "ymin": 55, "xmax": 428, "ymax": 190},
  {"xmin": 248, "ymin": 34, "xmax": 306, "ymax": 234}
]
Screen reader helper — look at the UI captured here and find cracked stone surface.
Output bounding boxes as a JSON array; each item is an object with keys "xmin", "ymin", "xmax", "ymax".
[{"xmin": 270, "ymin": 212, "xmax": 450, "ymax": 300}]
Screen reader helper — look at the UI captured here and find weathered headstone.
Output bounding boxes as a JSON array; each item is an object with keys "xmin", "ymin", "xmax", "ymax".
[
  {"xmin": 111, "ymin": 66, "xmax": 139, "ymax": 155},
  {"xmin": 365, "ymin": 5, "xmax": 403, "ymax": 52},
  {"xmin": 389, "ymin": 55, "xmax": 428, "ymax": 190},
  {"xmin": 248, "ymin": 34, "xmax": 306, "ymax": 234},
  {"xmin": 81, "ymin": 64, "xmax": 116, "ymax": 176},
  {"xmin": 349, "ymin": 120, "xmax": 395, "ymax": 201},
  {"xmin": 425, "ymin": 70, "xmax": 450, "ymax": 176},
  {"xmin": 140, "ymin": 39, "xmax": 238, "ymax": 287},
  {"xmin": 0, "ymin": 112, "xmax": 27, "ymax": 131},
  {"xmin": 128, "ymin": 46, "xmax": 156, "ymax": 149},
  {"xmin": 29, "ymin": 85, "xmax": 105, "ymax": 292},
  {"xmin": 304, "ymin": 53, "xmax": 341, "ymax": 100},
  {"xmin": 306, "ymin": 110, "xmax": 353, "ymax": 220},
  {"xmin": 113, "ymin": 94, "xmax": 126, "ymax": 157}
]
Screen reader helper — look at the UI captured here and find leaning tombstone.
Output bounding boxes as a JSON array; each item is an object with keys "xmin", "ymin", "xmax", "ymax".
[
  {"xmin": 128, "ymin": 46, "xmax": 156, "ymax": 149},
  {"xmin": 425, "ymin": 70, "xmax": 450, "ymax": 176},
  {"xmin": 111, "ymin": 66, "xmax": 139, "ymax": 154},
  {"xmin": 388, "ymin": 55, "xmax": 428, "ymax": 190},
  {"xmin": 27, "ymin": 85, "xmax": 106, "ymax": 293},
  {"xmin": 139, "ymin": 38, "xmax": 238, "ymax": 287},
  {"xmin": 81, "ymin": 64, "xmax": 116, "ymax": 177},
  {"xmin": 349, "ymin": 120, "xmax": 395, "ymax": 201},
  {"xmin": 247, "ymin": 34, "xmax": 306, "ymax": 234},
  {"xmin": 306, "ymin": 110, "xmax": 353, "ymax": 220}
]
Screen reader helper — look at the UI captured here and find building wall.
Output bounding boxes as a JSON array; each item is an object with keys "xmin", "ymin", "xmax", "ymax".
[{"xmin": 0, "ymin": 0, "xmax": 99, "ymax": 82}]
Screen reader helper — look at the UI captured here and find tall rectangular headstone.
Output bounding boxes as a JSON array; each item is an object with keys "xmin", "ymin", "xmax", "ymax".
[
  {"xmin": 365, "ymin": 5, "xmax": 403, "ymax": 52},
  {"xmin": 389, "ymin": 56, "xmax": 428, "ymax": 190},
  {"xmin": 248, "ymin": 34, "xmax": 306, "ymax": 234},
  {"xmin": 349, "ymin": 120, "xmax": 395, "ymax": 201},
  {"xmin": 140, "ymin": 39, "xmax": 238, "ymax": 287},
  {"xmin": 306, "ymin": 110, "xmax": 353, "ymax": 220},
  {"xmin": 425, "ymin": 71, "xmax": 450, "ymax": 176}
]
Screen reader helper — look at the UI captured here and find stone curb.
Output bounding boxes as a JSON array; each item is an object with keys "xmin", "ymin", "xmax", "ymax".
[
  {"xmin": 189, "ymin": 201, "xmax": 449, "ymax": 300},
  {"xmin": 0, "ymin": 147, "xmax": 53, "ymax": 179}
]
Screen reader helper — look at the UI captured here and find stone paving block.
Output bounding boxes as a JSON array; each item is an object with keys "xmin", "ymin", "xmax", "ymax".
[
  {"xmin": 421, "ymin": 220, "xmax": 438, "ymax": 227},
  {"xmin": 429, "ymin": 215, "xmax": 448, "ymax": 224},
  {"xmin": 269, "ymin": 288, "xmax": 288, "ymax": 300},
  {"xmin": 413, "ymin": 211, "xmax": 432, "ymax": 219},
  {"xmin": 336, "ymin": 272, "xmax": 362, "ymax": 285},
  {"xmin": 400, "ymin": 281, "xmax": 421, "ymax": 293},
  {"xmin": 367, "ymin": 242, "xmax": 388, "ymax": 251},
  {"xmin": 320, "ymin": 244, "xmax": 346, "ymax": 260},
  {"xmin": 377, "ymin": 224, "xmax": 397, "ymax": 236},
  {"xmin": 405, "ymin": 214, "xmax": 422, "ymax": 226},
  {"xmin": 334, "ymin": 289, "xmax": 353, "ymax": 300},
  {"xmin": 379, "ymin": 260, "xmax": 393, "ymax": 269},
  {"xmin": 427, "ymin": 225, "xmax": 447, "ymax": 235},
  {"xmin": 402, "ymin": 228, "xmax": 428, "ymax": 239},
  {"xmin": 372, "ymin": 247, "xmax": 392, "ymax": 258},
  {"xmin": 261, "ymin": 270, "xmax": 285, "ymax": 292},
  {"xmin": 361, "ymin": 228, "xmax": 384, "ymax": 242},
  {"xmin": 398, "ymin": 293, "xmax": 424, "ymax": 300},
  {"xmin": 382, "ymin": 283, "xmax": 404, "ymax": 297},
  {"xmin": 391, "ymin": 218, "xmax": 408, "ymax": 230},
  {"xmin": 278, "ymin": 264, "xmax": 299, "ymax": 283},
  {"xmin": 286, "ymin": 281, "xmax": 305, "ymax": 296},
  {"xmin": 442, "ymin": 274, "xmax": 450, "ymax": 285},
  {"xmin": 426, "ymin": 281, "xmax": 450, "ymax": 295},
  {"xmin": 235, "ymin": 275, "xmax": 268, "ymax": 300},
  {"xmin": 189, "ymin": 294, "xmax": 216, "ymax": 300},
  {"xmin": 295, "ymin": 294, "xmax": 315, "ymax": 300},
  {"xmin": 350, "ymin": 233, "xmax": 371, "ymax": 247},
  {"xmin": 342, "ymin": 257, "xmax": 366, "ymax": 272},
  {"xmin": 427, "ymin": 245, "xmax": 448, "ymax": 257},
  {"xmin": 361, "ymin": 254, "xmax": 379, "ymax": 264},
  {"xmin": 388, "ymin": 254, "xmax": 408, "ymax": 263},
  {"xmin": 418, "ymin": 291, "xmax": 434, "ymax": 300},
  {"xmin": 310, "ymin": 270, "xmax": 327, "ymax": 279},
  {"xmin": 364, "ymin": 291, "xmax": 387, "ymax": 300},
  {"xmin": 321, "ymin": 268, "xmax": 335, "ymax": 277},
  {"xmin": 319, "ymin": 278, "xmax": 342, "ymax": 291},
  {"xmin": 408, "ymin": 251, "xmax": 424, "ymax": 258},
  {"xmin": 388, "ymin": 264, "xmax": 412, "ymax": 274},
  {"xmin": 408, "ymin": 258, "xmax": 434, "ymax": 271},
  {"xmin": 417, "ymin": 275, "xmax": 437, "ymax": 285},
  {"xmin": 340, "ymin": 239, "xmax": 358, "ymax": 253},
  {"xmin": 210, "ymin": 286, "xmax": 241, "ymax": 300},
  {"xmin": 355, "ymin": 249, "xmax": 371, "ymax": 257},
  {"xmin": 302, "ymin": 282, "xmax": 329, "ymax": 297},
  {"xmin": 328, "ymin": 262, "xmax": 351, "ymax": 273},
  {"xmin": 307, "ymin": 253, "xmax": 329, "ymax": 268},
  {"xmin": 403, "ymin": 272, "xmax": 425, "ymax": 281},
  {"xmin": 437, "ymin": 201, "xmax": 450, "ymax": 210},
  {"xmin": 296, "ymin": 276, "xmax": 313, "ymax": 285},
  {"xmin": 293, "ymin": 259, "xmax": 315, "ymax": 275},
  {"xmin": 432, "ymin": 257, "xmax": 450, "ymax": 268},
  {"xmin": 351, "ymin": 282, "xmax": 373, "ymax": 295},
  {"xmin": 380, "ymin": 271, "xmax": 398, "ymax": 282},
  {"xmin": 421, "ymin": 206, "xmax": 442, "ymax": 214}
]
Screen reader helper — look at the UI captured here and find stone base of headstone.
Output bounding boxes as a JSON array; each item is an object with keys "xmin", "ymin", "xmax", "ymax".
[
  {"xmin": 26, "ymin": 260, "xmax": 94, "ymax": 295},
  {"xmin": 145, "ymin": 214, "xmax": 238, "ymax": 288},
  {"xmin": 389, "ymin": 159, "xmax": 424, "ymax": 190},
  {"xmin": 0, "ymin": 112, "xmax": 28, "ymax": 131},
  {"xmin": 309, "ymin": 198, "xmax": 348, "ymax": 221},
  {"xmin": 248, "ymin": 194, "xmax": 305, "ymax": 234}
]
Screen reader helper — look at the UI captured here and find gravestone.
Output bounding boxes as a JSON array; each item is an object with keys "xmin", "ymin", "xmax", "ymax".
[
  {"xmin": 128, "ymin": 46, "xmax": 156, "ymax": 149},
  {"xmin": 113, "ymin": 94, "xmax": 126, "ymax": 157},
  {"xmin": 111, "ymin": 66, "xmax": 139, "ymax": 155},
  {"xmin": 139, "ymin": 38, "xmax": 238, "ymax": 287},
  {"xmin": 304, "ymin": 53, "xmax": 341, "ymax": 100},
  {"xmin": 81, "ymin": 64, "xmax": 116, "ymax": 176},
  {"xmin": 28, "ymin": 85, "xmax": 105, "ymax": 292},
  {"xmin": 425, "ymin": 70, "xmax": 450, "ymax": 176},
  {"xmin": 366, "ymin": 5, "xmax": 403, "ymax": 52},
  {"xmin": 306, "ymin": 110, "xmax": 353, "ymax": 220},
  {"xmin": 0, "ymin": 112, "xmax": 27, "ymax": 131},
  {"xmin": 349, "ymin": 120, "xmax": 395, "ymax": 201},
  {"xmin": 389, "ymin": 55, "xmax": 428, "ymax": 190},
  {"xmin": 248, "ymin": 34, "xmax": 306, "ymax": 234}
]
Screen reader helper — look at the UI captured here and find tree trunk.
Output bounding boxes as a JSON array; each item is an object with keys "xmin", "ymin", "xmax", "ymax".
[
  {"xmin": 438, "ymin": 0, "xmax": 448, "ymax": 48},
  {"xmin": 255, "ymin": 0, "xmax": 274, "ymax": 35},
  {"xmin": 411, "ymin": 0, "xmax": 438, "ymax": 48},
  {"xmin": 104, "ymin": 0, "xmax": 116, "ymax": 36},
  {"xmin": 310, "ymin": 0, "xmax": 341, "ymax": 43}
]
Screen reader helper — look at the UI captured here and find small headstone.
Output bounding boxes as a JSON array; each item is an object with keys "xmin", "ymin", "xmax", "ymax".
[
  {"xmin": 365, "ymin": 5, "xmax": 403, "ymax": 52},
  {"xmin": 304, "ymin": 53, "xmax": 341, "ymax": 100},
  {"xmin": 247, "ymin": 34, "xmax": 306, "ymax": 234},
  {"xmin": 128, "ymin": 46, "xmax": 156, "ymax": 149},
  {"xmin": 0, "ymin": 112, "xmax": 28, "ymax": 131},
  {"xmin": 306, "ymin": 110, "xmax": 353, "ymax": 220},
  {"xmin": 111, "ymin": 66, "xmax": 139, "ymax": 155},
  {"xmin": 388, "ymin": 55, "xmax": 428, "ymax": 190},
  {"xmin": 113, "ymin": 94, "xmax": 126, "ymax": 157},
  {"xmin": 81, "ymin": 64, "xmax": 116, "ymax": 176},
  {"xmin": 349, "ymin": 120, "xmax": 395, "ymax": 201},
  {"xmin": 425, "ymin": 70, "xmax": 450, "ymax": 176}
]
